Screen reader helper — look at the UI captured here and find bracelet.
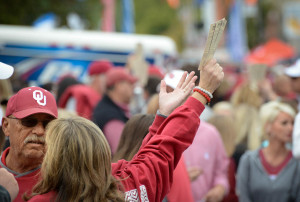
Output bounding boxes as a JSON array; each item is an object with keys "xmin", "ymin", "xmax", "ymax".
[
  {"xmin": 193, "ymin": 86, "xmax": 213, "ymax": 99},
  {"xmin": 193, "ymin": 88, "xmax": 211, "ymax": 103},
  {"xmin": 156, "ymin": 110, "xmax": 168, "ymax": 118}
]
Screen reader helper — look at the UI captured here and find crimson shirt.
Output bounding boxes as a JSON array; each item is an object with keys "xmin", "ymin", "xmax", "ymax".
[{"xmin": 0, "ymin": 148, "xmax": 41, "ymax": 202}]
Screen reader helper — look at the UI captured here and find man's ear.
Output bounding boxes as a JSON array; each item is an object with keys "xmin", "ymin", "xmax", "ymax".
[{"xmin": 1, "ymin": 118, "xmax": 10, "ymax": 137}]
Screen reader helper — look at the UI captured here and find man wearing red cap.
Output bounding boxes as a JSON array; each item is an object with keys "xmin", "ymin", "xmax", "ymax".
[
  {"xmin": 58, "ymin": 59, "xmax": 112, "ymax": 120},
  {"xmin": 1, "ymin": 87, "xmax": 58, "ymax": 202},
  {"xmin": 93, "ymin": 68, "xmax": 137, "ymax": 154}
]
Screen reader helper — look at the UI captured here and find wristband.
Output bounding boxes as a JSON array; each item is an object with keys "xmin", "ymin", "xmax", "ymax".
[
  {"xmin": 156, "ymin": 110, "xmax": 168, "ymax": 118},
  {"xmin": 193, "ymin": 88, "xmax": 211, "ymax": 103},
  {"xmin": 193, "ymin": 86, "xmax": 213, "ymax": 99}
]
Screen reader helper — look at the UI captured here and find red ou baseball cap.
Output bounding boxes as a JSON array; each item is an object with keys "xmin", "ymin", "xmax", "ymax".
[
  {"xmin": 6, "ymin": 87, "xmax": 58, "ymax": 119},
  {"xmin": 106, "ymin": 68, "xmax": 138, "ymax": 87},
  {"xmin": 88, "ymin": 60, "xmax": 113, "ymax": 76}
]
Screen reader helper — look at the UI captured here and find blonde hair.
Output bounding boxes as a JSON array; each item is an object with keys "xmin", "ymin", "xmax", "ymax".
[
  {"xmin": 207, "ymin": 115, "xmax": 237, "ymax": 156},
  {"xmin": 212, "ymin": 101, "xmax": 233, "ymax": 117},
  {"xmin": 234, "ymin": 104, "xmax": 262, "ymax": 150},
  {"xmin": 230, "ymin": 82, "xmax": 262, "ymax": 109},
  {"xmin": 260, "ymin": 101, "xmax": 296, "ymax": 139},
  {"xmin": 27, "ymin": 117, "xmax": 124, "ymax": 202}
]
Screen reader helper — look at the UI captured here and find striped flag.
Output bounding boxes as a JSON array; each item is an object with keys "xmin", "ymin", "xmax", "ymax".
[
  {"xmin": 227, "ymin": 0, "xmax": 248, "ymax": 62},
  {"xmin": 101, "ymin": 0, "xmax": 115, "ymax": 32},
  {"xmin": 122, "ymin": 0, "xmax": 135, "ymax": 33}
]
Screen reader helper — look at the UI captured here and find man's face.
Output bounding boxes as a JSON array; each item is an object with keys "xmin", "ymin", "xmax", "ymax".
[
  {"xmin": 95, "ymin": 74, "xmax": 107, "ymax": 95},
  {"xmin": 290, "ymin": 77, "xmax": 300, "ymax": 94},
  {"xmin": 116, "ymin": 81, "xmax": 134, "ymax": 104},
  {"xmin": 2, "ymin": 113, "xmax": 55, "ymax": 161}
]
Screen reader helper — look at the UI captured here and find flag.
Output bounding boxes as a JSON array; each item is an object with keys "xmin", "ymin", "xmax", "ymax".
[
  {"xmin": 227, "ymin": 0, "xmax": 248, "ymax": 62},
  {"xmin": 101, "ymin": 0, "xmax": 115, "ymax": 32},
  {"xmin": 122, "ymin": 0, "xmax": 135, "ymax": 33}
]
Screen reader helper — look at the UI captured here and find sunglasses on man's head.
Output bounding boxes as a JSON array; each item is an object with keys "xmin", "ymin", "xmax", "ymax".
[{"xmin": 8, "ymin": 117, "xmax": 53, "ymax": 128}]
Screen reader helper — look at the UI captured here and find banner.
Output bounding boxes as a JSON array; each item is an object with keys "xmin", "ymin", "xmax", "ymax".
[
  {"xmin": 122, "ymin": 0, "xmax": 135, "ymax": 33},
  {"xmin": 101, "ymin": 0, "xmax": 115, "ymax": 32},
  {"xmin": 227, "ymin": 0, "xmax": 248, "ymax": 62}
]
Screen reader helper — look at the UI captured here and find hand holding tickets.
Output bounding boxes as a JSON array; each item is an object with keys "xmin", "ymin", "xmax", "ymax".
[{"xmin": 199, "ymin": 18, "xmax": 227, "ymax": 70}]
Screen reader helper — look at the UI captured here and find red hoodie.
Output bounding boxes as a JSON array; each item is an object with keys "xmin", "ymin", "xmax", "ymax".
[{"xmin": 58, "ymin": 84, "xmax": 101, "ymax": 120}]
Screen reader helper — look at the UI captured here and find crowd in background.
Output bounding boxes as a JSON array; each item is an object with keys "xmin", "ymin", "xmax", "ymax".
[{"xmin": 0, "ymin": 54, "xmax": 300, "ymax": 202}]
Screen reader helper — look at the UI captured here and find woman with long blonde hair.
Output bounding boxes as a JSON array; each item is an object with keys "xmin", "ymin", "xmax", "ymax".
[
  {"xmin": 26, "ymin": 117, "xmax": 124, "ymax": 202},
  {"xmin": 232, "ymin": 104, "xmax": 262, "ymax": 168}
]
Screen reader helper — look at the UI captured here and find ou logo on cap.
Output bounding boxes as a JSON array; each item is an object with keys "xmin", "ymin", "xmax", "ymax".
[{"xmin": 33, "ymin": 90, "xmax": 46, "ymax": 106}]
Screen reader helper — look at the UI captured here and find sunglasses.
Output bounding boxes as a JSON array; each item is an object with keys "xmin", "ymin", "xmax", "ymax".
[{"xmin": 8, "ymin": 117, "xmax": 53, "ymax": 128}]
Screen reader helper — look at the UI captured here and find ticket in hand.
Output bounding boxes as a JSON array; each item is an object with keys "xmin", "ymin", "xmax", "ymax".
[{"xmin": 199, "ymin": 18, "xmax": 227, "ymax": 70}]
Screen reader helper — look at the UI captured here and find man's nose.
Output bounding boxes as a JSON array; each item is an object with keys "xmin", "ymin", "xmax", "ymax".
[{"xmin": 32, "ymin": 121, "xmax": 45, "ymax": 136}]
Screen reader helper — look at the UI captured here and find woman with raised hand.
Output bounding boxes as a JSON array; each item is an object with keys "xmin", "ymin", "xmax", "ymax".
[
  {"xmin": 237, "ymin": 101, "xmax": 300, "ymax": 202},
  {"xmin": 26, "ymin": 59, "xmax": 224, "ymax": 202}
]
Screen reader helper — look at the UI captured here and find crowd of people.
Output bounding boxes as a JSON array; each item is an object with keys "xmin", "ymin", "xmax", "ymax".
[{"xmin": 0, "ymin": 53, "xmax": 300, "ymax": 202}]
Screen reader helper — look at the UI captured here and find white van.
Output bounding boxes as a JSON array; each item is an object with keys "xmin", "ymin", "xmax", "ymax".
[{"xmin": 0, "ymin": 25, "xmax": 177, "ymax": 85}]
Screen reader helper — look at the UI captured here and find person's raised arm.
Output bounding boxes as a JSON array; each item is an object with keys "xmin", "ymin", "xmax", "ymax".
[
  {"xmin": 115, "ymin": 58, "xmax": 224, "ymax": 202},
  {"xmin": 142, "ymin": 71, "xmax": 197, "ymax": 145},
  {"xmin": 158, "ymin": 71, "xmax": 197, "ymax": 116},
  {"xmin": 158, "ymin": 58, "xmax": 223, "ymax": 117},
  {"xmin": 192, "ymin": 58, "xmax": 224, "ymax": 104}
]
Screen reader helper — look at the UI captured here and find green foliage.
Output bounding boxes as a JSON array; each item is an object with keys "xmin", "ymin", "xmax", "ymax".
[
  {"xmin": 134, "ymin": 0, "xmax": 182, "ymax": 50},
  {"xmin": 108, "ymin": 0, "xmax": 183, "ymax": 50},
  {"xmin": 246, "ymin": 17, "xmax": 260, "ymax": 49},
  {"xmin": 0, "ymin": 0, "xmax": 101, "ymax": 29},
  {"xmin": 134, "ymin": 0, "xmax": 178, "ymax": 34},
  {"xmin": 246, "ymin": 0, "xmax": 278, "ymax": 49}
]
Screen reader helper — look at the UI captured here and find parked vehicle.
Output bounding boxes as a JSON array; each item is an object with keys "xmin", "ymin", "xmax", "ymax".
[{"xmin": 0, "ymin": 25, "xmax": 177, "ymax": 85}]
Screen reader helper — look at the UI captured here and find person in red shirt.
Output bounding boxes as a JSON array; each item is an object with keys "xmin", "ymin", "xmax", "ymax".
[
  {"xmin": 25, "ymin": 59, "xmax": 224, "ymax": 202},
  {"xmin": 112, "ymin": 114, "xmax": 195, "ymax": 202},
  {"xmin": 1, "ymin": 86, "xmax": 58, "ymax": 202},
  {"xmin": 58, "ymin": 59, "xmax": 112, "ymax": 120}
]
